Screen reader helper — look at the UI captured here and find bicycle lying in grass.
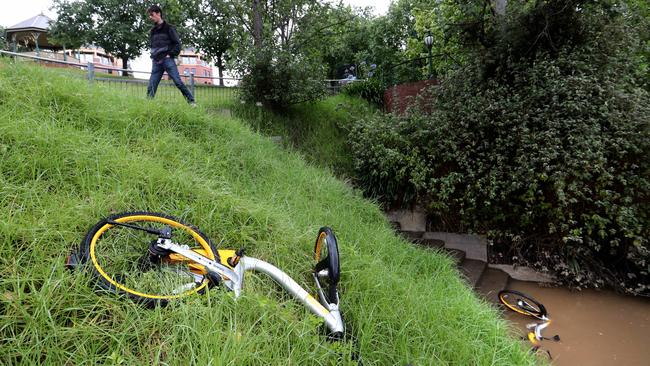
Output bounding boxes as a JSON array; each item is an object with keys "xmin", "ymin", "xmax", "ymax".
[
  {"xmin": 498, "ymin": 290, "xmax": 560, "ymax": 358},
  {"xmin": 67, "ymin": 211, "xmax": 344, "ymax": 338}
]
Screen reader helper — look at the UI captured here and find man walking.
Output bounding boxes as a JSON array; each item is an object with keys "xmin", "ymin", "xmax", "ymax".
[{"xmin": 146, "ymin": 5, "xmax": 195, "ymax": 105}]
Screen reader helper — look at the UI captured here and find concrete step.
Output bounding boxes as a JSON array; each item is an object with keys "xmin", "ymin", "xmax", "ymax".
[
  {"xmin": 488, "ymin": 264, "xmax": 555, "ymax": 283},
  {"xmin": 411, "ymin": 237, "xmax": 445, "ymax": 249},
  {"xmin": 444, "ymin": 248, "xmax": 466, "ymax": 264},
  {"xmin": 386, "ymin": 206, "xmax": 427, "ymax": 232},
  {"xmin": 476, "ymin": 267, "xmax": 510, "ymax": 305},
  {"xmin": 459, "ymin": 258, "xmax": 487, "ymax": 288},
  {"xmin": 423, "ymin": 232, "xmax": 487, "ymax": 262},
  {"xmin": 398, "ymin": 230, "xmax": 424, "ymax": 240}
]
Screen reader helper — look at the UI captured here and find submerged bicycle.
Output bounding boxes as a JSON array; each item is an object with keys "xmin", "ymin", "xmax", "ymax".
[
  {"xmin": 498, "ymin": 290, "xmax": 560, "ymax": 358},
  {"xmin": 67, "ymin": 211, "xmax": 344, "ymax": 338}
]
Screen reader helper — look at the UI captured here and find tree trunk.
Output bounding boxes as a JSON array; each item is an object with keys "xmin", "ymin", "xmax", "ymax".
[
  {"xmin": 252, "ymin": 0, "xmax": 263, "ymax": 48},
  {"xmin": 217, "ymin": 55, "xmax": 224, "ymax": 87},
  {"xmin": 121, "ymin": 57, "xmax": 130, "ymax": 77},
  {"xmin": 251, "ymin": 0, "xmax": 266, "ymax": 102}
]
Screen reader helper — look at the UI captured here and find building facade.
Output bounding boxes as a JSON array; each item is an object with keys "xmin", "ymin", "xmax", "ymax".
[
  {"xmin": 65, "ymin": 46, "xmax": 122, "ymax": 73},
  {"xmin": 164, "ymin": 49, "xmax": 213, "ymax": 84}
]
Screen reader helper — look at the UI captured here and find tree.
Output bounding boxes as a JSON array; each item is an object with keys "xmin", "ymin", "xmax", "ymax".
[
  {"xmin": 188, "ymin": 0, "xmax": 235, "ymax": 86},
  {"xmin": 0, "ymin": 26, "xmax": 6, "ymax": 51},
  {"xmin": 221, "ymin": 0, "xmax": 332, "ymax": 110},
  {"xmin": 51, "ymin": 0, "xmax": 198, "ymax": 74},
  {"xmin": 311, "ymin": 4, "xmax": 374, "ymax": 80},
  {"xmin": 51, "ymin": 0, "xmax": 148, "ymax": 73},
  {"xmin": 49, "ymin": 0, "xmax": 93, "ymax": 52}
]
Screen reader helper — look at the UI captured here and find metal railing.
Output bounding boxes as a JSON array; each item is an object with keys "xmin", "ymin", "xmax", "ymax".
[
  {"xmin": 0, "ymin": 49, "xmax": 240, "ymax": 108},
  {"xmin": 0, "ymin": 50, "xmax": 352, "ymax": 105}
]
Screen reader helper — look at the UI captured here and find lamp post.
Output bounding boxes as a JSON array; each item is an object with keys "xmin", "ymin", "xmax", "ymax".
[{"xmin": 424, "ymin": 34, "xmax": 434, "ymax": 79}]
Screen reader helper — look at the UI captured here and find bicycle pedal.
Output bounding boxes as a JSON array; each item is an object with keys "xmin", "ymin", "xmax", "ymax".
[{"xmin": 65, "ymin": 252, "xmax": 80, "ymax": 271}]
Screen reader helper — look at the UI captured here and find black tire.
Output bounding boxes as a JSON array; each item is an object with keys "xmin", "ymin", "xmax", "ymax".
[
  {"xmin": 498, "ymin": 290, "xmax": 547, "ymax": 319},
  {"xmin": 314, "ymin": 227, "xmax": 340, "ymax": 304},
  {"xmin": 78, "ymin": 211, "xmax": 219, "ymax": 307}
]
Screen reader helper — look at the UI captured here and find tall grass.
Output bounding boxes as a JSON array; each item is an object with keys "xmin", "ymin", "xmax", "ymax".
[
  {"xmin": 233, "ymin": 95, "xmax": 374, "ymax": 178},
  {"xmin": 26, "ymin": 61, "xmax": 238, "ymax": 110},
  {"xmin": 0, "ymin": 59, "xmax": 535, "ymax": 365}
]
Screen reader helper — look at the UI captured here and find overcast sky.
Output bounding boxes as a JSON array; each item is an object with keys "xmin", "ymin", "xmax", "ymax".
[
  {"xmin": 1, "ymin": 0, "xmax": 392, "ymax": 78},
  {"xmin": 0, "ymin": 0, "xmax": 392, "ymax": 27}
]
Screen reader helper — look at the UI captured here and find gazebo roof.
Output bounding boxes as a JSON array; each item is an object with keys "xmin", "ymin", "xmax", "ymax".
[
  {"xmin": 7, "ymin": 13, "xmax": 52, "ymax": 32},
  {"xmin": 6, "ymin": 14, "xmax": 61, "ymax": 50}
]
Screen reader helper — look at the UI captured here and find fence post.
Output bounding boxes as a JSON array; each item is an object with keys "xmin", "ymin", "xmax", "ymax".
[
  {"xmin": 87, "ymin": 62, "xmax": 95, "ymax": 81},
  {"xmin": 189, "ymin": 73, "xmax": 195, "ymax": 97},
  {"xmin": 11, "ymin": 34, "xmax": 17, "ymax": 56}
]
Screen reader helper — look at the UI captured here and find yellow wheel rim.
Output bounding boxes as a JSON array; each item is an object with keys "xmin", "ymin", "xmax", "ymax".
[
  {"xmin": 499, "ymin": 292, "xmax": 537, "ymax": 317},
  {"xmin": 314, "ymin": 231, "xmax": 327, "ymax": 262},
  {"xmin": 90, "ymin": 214, "xmax": 216, "ymax": 300}
]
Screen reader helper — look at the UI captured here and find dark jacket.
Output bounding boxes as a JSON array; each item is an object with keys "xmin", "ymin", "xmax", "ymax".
[{"xmin": 149, "ymin": 21, "xmax": 181, "ymax": 61}]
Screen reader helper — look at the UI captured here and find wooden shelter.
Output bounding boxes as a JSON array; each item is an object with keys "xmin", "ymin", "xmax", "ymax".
[{"xmin": 5, "ymin": 14, "xmax": 62, "ymax": 54}]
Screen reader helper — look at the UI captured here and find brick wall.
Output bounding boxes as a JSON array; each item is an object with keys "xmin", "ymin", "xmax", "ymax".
[{"xmin": 383, "ymin": 79, "xmax": 439, "ymax": 114}]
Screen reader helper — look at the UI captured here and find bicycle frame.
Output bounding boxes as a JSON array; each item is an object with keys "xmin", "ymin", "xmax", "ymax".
[
  {"xmin": 526, "ymin": 317, "xmax": 551, "ymax": 345},
  {"xmin": 156, "ymin": 238, "xmax": 345, "ymax": 335}
]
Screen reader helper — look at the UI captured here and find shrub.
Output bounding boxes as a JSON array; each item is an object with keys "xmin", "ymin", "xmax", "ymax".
[
  {"xmin": 350, "ymin": 50, "xmax": 650, "ymax": 295},
  {"xmin": 238, "ymin": 51, "xmax": 326, "ymax": 111},
  {"xmin": 350, "ymin": 0, "xmax": 650, "ymax": 295},
  {"xmin": 341, "ymin": 78, "xmax": 385, "ymax": 107}
]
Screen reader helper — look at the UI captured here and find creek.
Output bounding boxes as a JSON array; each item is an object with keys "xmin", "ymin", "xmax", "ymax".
[{"xmin": 503, "ymin": 280, "xmax": 650, "ymax": 365}]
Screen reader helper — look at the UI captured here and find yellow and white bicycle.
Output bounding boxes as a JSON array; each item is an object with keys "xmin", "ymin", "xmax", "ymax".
[
  {"xmin": 67, "ymin": 211, "xmax": 344, "ymax": 338},
  {"xmin": 498, "ymin": 290, "xmax": 560, "ymax": 358}
]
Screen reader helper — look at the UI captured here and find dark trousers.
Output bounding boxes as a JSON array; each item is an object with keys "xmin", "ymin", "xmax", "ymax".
[{"xmin": 147, "ymin": 58, "xmax": 194, "ymax": 103}]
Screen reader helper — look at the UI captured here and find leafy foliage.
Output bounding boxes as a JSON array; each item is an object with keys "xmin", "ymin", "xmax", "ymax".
[
  {"xmin": 48, "ymin": 0, "xmax": 93, "ymax": 50},
  {"xmin": 315, "ymin": 5, "xmax": 375, "ymax": 80},
  {"xmin": 0, "ymin": 26, "xmax": 6, "ymax": 50},
  {"xmin": 341, "ymin": 79, "xmax": 384, "ymax": 107},
  {"xmin": 186, "ymin": 0, "xmax": 235, "ymax": 86},
  {"xmin": 222, "ymin": 0, "xmax": 331, "ymax": 110},
  {"xmin": 50, "ymin": 0, "xmax": 151, "ymax": 70},
  {"xmin": 50, "ymin": 0, "xmax": 195, "ymax": 71},
  {"xmin": 350, "ymin": 0, "xmax": 650, "ymax": 294}
]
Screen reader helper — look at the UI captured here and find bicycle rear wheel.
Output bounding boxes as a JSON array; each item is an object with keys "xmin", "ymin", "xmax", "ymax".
[
  {"xmin": 79, "ymin": 212, "xmax": 219, "ymax": 307},
  {"xmin": 498, "ymin": 290, "xmax": 547, "ymax": 319}
]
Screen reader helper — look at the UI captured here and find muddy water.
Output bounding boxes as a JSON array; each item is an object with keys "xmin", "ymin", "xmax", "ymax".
[{"xmin": 502, "ymin": 280, "xmax": 650, "ymax": 366}]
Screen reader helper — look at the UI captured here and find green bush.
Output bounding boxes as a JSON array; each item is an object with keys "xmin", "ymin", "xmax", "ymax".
[
  {"xmin": 351, "ymin": 56, "xmax": 650, "ymax": 295},
  {"xmin": 238, "ymin": 51, "xmax": 326, "ymax": 111},
  {"xmin": 350, "ymin": 0, "xmax": 650, "ymax": 295},
  {"xmin": 341, "ymin": 78, "xmax": 385, "ymax": 107}
]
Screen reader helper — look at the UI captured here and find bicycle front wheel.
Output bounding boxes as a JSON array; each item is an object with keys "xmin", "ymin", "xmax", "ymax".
[
  {"xmin": 498, "ymin": 290, "xmax": 547, "ymax": 319},
  {"xmin": 314, "ymin": 227, "xmax": 340, "ymax": 304},
  {"xmin": 79, "ymin": 212, "xmax": 219, "ymax": 307}
]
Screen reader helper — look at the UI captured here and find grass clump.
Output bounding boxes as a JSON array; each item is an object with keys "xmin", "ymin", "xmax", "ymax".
[{"xmin": 0, "ymin": 59, "xmax": 534, "ymax": 365}]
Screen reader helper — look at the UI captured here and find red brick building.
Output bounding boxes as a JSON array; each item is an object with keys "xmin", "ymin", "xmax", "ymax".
[
  {"xmin": 64, "ymin": 46, "xmax": 122, "ymax": 73},
  {"xmin": 164, "ymin": 49, "xmax": 213, "ymax": 85}
]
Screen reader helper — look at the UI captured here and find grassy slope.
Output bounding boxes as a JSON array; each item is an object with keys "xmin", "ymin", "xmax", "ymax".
[
  {"xmin": 0, "ymin": 60, "xmax": 534, "ymax": 365},
  {"xmin": 232, "ymin": 95, "xmax": 373, "ymax": 178}
]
